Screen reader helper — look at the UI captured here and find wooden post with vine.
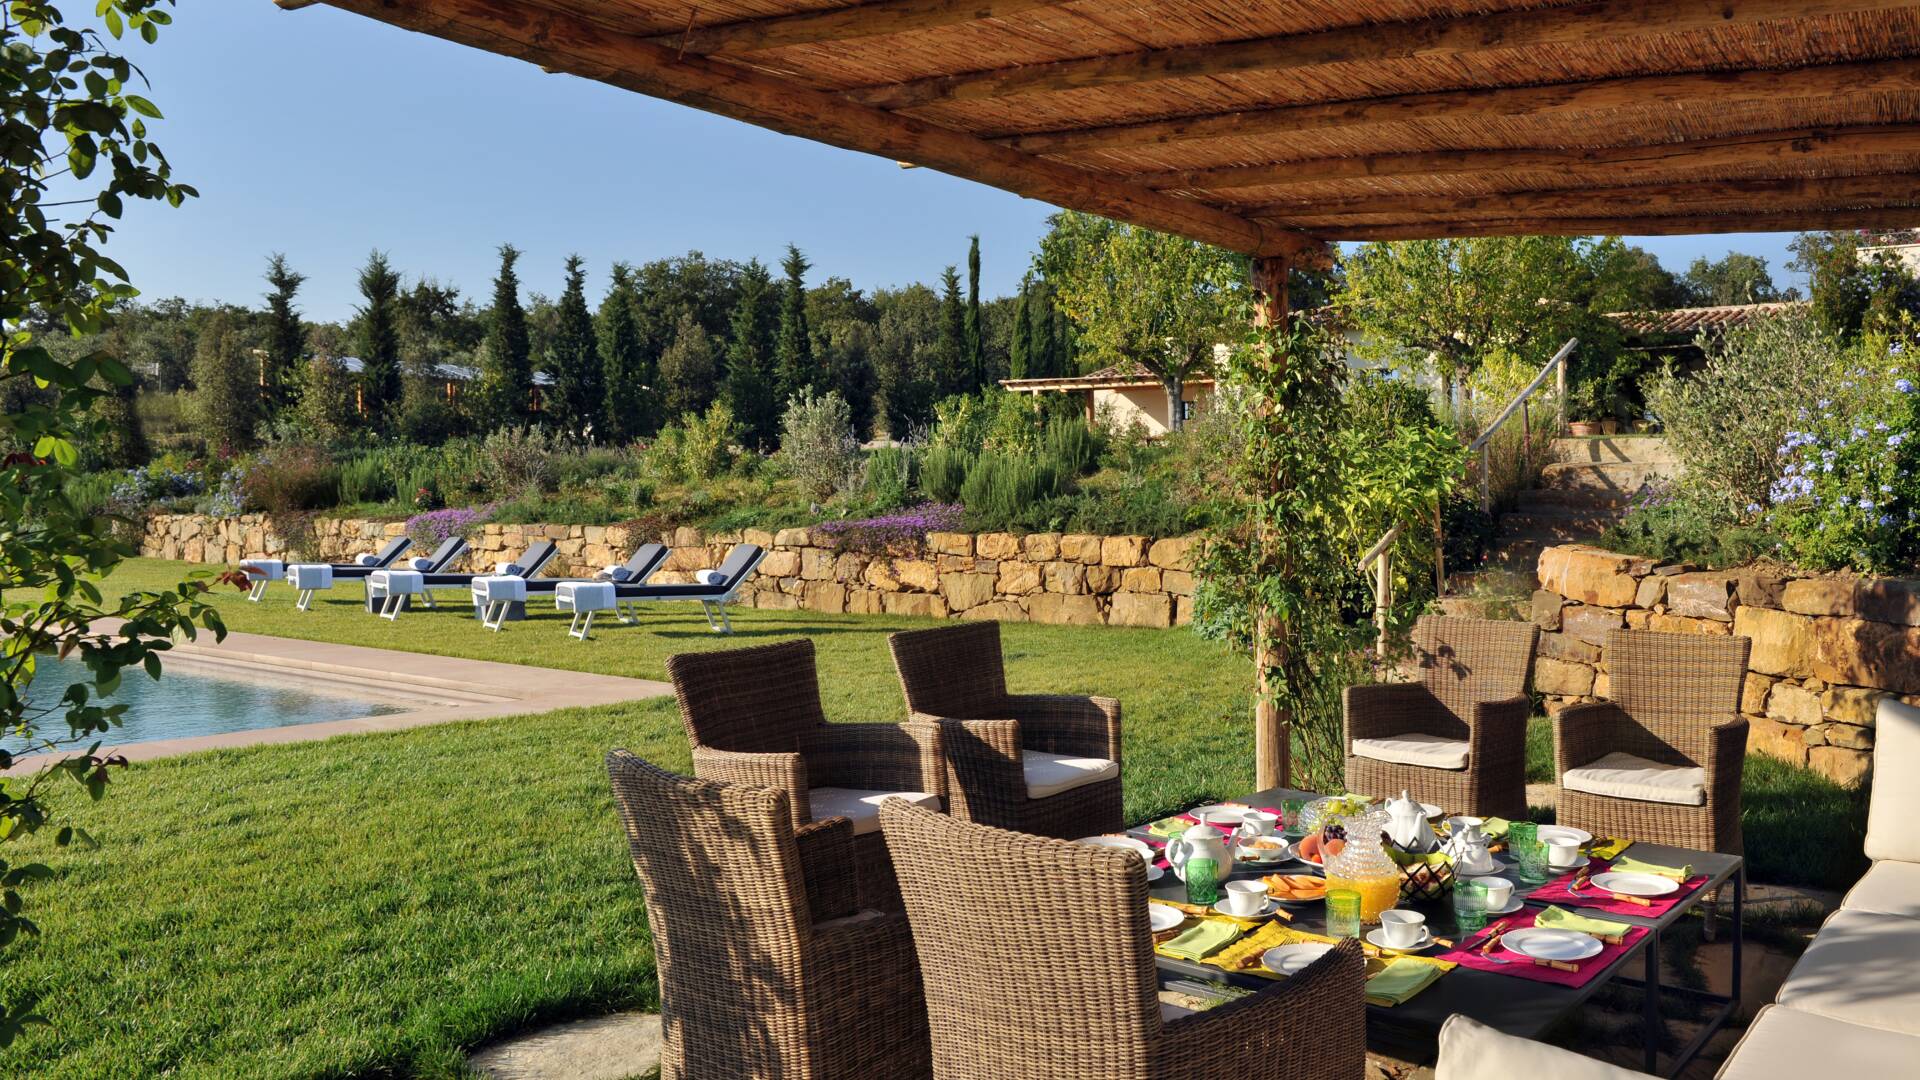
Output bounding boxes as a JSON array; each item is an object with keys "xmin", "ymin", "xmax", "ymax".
[{"xmin": 1250, "ymin": 254, "xmax": 1291, "ymax": 791}]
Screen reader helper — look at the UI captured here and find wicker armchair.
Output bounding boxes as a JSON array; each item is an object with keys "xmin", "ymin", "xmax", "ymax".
[
  {"xmin": 888, "ymin": 621, "xmax": 1123, "ymax": 838},
  {"xmin": 605, "ymin": 751, "xmax": 932, "ymax": 1080},
  {"xmin": 666, "ymin": 638, "xmax": 943, "ymax": 911},
  {"xmin": 1343, "ymin": 615, "xmax": 1539, "ymax": 819},
  {"xmin": 1555, "ymin": 630, "xmax": 1752, "ymax": 855},
  {"xmin": 878, "ymin": 799, "xmax": 1366, "ymax": 1080}
]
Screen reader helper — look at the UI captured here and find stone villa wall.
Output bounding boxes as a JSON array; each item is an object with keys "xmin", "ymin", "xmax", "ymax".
[
  {"xmin": 1530, "ymin": 543, "xmax": 1920, "ymax": 786},
  {"xmin": 140, "ymin": 513, "xmax": 1197, "ymax": 628}
]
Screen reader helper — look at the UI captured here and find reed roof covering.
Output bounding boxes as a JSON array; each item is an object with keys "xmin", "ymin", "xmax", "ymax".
[{"xmin": 285, "ymin": 0, "xmax": 1920, "ymax": 257}]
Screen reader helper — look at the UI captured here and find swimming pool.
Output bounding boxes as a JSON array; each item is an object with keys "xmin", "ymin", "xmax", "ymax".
[{"xmin": 13, "ymin": 653, "xmax": 409, "ymax": 751}]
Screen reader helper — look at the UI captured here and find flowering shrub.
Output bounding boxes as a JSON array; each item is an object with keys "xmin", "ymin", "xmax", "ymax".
[
  {"xmin": 404, "ymin": 504, "xmax": 494, "ymax": 551},
  {"xmin": 812, "ymin": 502, "xmax": 963, "ymax": 554},
  {"xmin": 108, "ymin": 463, "xmax": 203, "ymax": 509},
  {"xmin": 1765, "ymin": 332, "xmax": 1920, "ymax": 571}
]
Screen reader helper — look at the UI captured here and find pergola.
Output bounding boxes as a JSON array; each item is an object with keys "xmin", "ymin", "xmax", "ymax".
[{"xmin": 279, "ymin": 0, "xmax": 1920, "ymax": 787}]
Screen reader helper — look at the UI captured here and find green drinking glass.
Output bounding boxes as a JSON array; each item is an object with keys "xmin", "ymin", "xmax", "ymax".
[
  {"xmin": 1453, "ymin": 880, "xmax": 1489, "ymax": 933},
  {"xmin": 1514, "ymin": 840, "xmax": 1552, "ymax": 885},
  {"xmin": 1281, "ymin": 798, "xmax": 1307, "ymax": 838},
  {"xmin": 1326, "ymin": 889, "xmax": 1362, "ymax": 940}
]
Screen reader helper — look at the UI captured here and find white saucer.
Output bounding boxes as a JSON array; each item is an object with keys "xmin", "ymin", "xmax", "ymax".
[
  {"xmin": 1262, "ymin": 942, "xmax": 1334, "ymax": 975},
  {"xmin": 1213, "ymin": 898, "xmax": 1278, "ymax": 920},
  {"xmin": 1149, "ymin": 904, "xmax": 1186, "ymax": 933},
  {"xmin": 1365, "ymin": 927, "xmax": 1434, "ymax": 952},
  {"xmin": 1145, "ymin": 864, "xmax": 1165, "ymax": 883},
  {"xmin": 1548, "ymin": 856, "xmax": 1593, "ymax": 873},
  {"xmin": 1076, "ymin": 835, "xmax": 1156, "ymax": 862},
  {"xmin": 1481, "ymin": 895, "xmax": 1527, "ymax": 916},
  {"xmin": 1538, "ymin": 825, "xmax": 1594, "ymax": 848}
]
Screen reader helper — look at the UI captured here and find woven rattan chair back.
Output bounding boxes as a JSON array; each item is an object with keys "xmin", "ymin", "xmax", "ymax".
[
  {"xmin": 1409, "ymin": 615, "xmax": 1538, "ymax": 734},
  {"xmin": 605, "ymin": 750, "xmax": 815, "ymax": 1076},
  {"xmin": 667, "ymin": 639, "xmax": 830, "ymax": 754},
  {"xmin": 1601, "ymin": 629, "xmax": 1751, "ymax": 766},
  {"xmin": 888, "ymin": 621, "xmax": 1011, "ymax": 719},
  {"xmin": 879, "ymin": 799, "xmax": 1158, "ymax": 1078}
]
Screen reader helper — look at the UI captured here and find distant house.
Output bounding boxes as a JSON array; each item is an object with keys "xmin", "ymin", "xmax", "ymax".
[
  {"xmin": 1606, "ymin": 301, "xmax": 1809, "ymax": 366},
  {"xmin": 329, "ymin": 356, "xmax": 554, "ymax": 414},
  {"xmin": 1860, "ymin": 228, "xmax": 1920, "ymax": 273}
]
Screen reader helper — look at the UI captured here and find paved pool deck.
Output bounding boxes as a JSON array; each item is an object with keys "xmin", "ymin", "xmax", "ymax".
[{"xmin": 8, "ymin": 627, "xmax": 673, "ymax": 773}]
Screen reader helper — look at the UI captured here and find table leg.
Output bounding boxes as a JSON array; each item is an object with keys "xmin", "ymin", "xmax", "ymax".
[
  {"xmin": 1732, "ymin": 866, "xmax": 1745, "ymax": 1010},
  {"xmin": 1643, "ymin": 929, "xmax": 1662, "ymax": 1075}
]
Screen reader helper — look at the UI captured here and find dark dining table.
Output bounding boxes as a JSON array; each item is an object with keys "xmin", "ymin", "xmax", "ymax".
[{"xmin": 1132, "ymin": 786, "xmax": 1745, "ymax": 1077}]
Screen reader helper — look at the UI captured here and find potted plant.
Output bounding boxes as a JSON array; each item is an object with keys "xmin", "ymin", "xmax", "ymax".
[{"xmin": 1566, "ymin": 380, "xmax": 1606, "ymax": 436}]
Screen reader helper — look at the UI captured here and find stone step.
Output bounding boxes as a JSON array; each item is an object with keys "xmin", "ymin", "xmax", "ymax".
[
  {"xmin": 1542, "ymin": 435, "xmax": 1679, "ymax": 466},
  {"xmin": 1535, "ymin": 460, "xmax": 1670, "ymax": 500},
  {"xmin": 1498, "ymin": 510, "xmax": 1616, "ymax": 540}
]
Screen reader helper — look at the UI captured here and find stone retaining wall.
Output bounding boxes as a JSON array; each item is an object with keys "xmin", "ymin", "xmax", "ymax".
[
  {"xmin": 140, "ymin": 513, "xmax": 1197, "ymax": 628},
  {"xmin": 1531, "ymin": 543, "xmax": 1920, "ymax": 786}
]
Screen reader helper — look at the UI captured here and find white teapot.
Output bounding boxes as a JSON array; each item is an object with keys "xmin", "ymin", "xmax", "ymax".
[
  {"xmin": 1383, "ymin": 790, "xmax": 1440, "ymax": 853},
  {"xmin": 1166, "ymin": 822, "xmax": 1232, "ymax": 884},
  {"xmin": 1442, "ymin": 816, "xmax": 1498, "ymax": 875}
]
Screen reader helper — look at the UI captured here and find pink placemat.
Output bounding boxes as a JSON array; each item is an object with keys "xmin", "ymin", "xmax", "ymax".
[
  {"xmin": 1526, "ymin": 860, "xmax": 1707, "ymax": 918},
  {"xmin": 1438, "ymin": 907, "xmax": 1647, "ymax": 988},
  {"xmin": 1138, "ymin": 834, "xmax": 1171, "ymax": 870}
]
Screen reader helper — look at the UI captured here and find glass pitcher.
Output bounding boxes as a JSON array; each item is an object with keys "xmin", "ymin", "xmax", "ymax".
[{"xmin": 1322, "ymin": 809, "xmax": 1401, "ymax": 925}]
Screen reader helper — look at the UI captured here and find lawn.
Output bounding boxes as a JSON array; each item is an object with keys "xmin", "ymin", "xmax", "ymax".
[{"xmin": 6, "ymin": 558, "xmax": 1869, "ymax": 1077}]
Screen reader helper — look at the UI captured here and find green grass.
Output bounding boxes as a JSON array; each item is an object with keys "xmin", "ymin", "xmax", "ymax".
[{"xmin": 8, "ymin": 559, "xmax": 1871, "ymax": 1076}]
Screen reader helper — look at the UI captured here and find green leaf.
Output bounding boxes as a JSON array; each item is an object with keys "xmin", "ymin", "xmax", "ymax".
[{"xmin": 124, "ymin": 94, "xmax": 161, "ymax": 119}]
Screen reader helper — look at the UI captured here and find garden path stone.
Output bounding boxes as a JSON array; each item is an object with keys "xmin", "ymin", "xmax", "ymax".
[{"xmin": 469, "ymin": 1012, "xmax": 662, "ymax": 1080}]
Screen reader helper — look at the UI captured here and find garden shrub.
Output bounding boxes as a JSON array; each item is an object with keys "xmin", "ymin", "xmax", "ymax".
[
  {"xmin": 338, "ymin": 454, "xmax": 394, "ymax": 505},
  {"xmin": 813, "ymin": 502, "xmax": 964, "ymax": 553},
  {"xmin": 404, "ymin": 504, "xmax": 493, "ymax": 550},
  {"xmin": 1041, "ymin": 414, "xmax": 1103, "ymax": 477},
  {"xmin": 650, "ymin": 401, "xmax": 740, "ymax": 485},
  {"xmin": 921, "ymin": 444, "xmax": 972, "ymax": 503},
  {"xmin": 480, "ymin": 425, "xmax": 563, "ymax": 497},
  {"xmin": 857, "ymin": 446, "xmax": 918, "ymax": 511},
  {"xmin": 776, "ymin": 388, "xmax": 860, "ymax": 501},
  {"xmin": 240, "ymin": 444, "xmax": 340, "ymax": 513},
  {"xmin": 1599, "ymin": 481, "xmax": 1779, "ymax": 568},
  {"xmin": 960, "ymin": 451, "xmax": 1067, "ymax": 527}
]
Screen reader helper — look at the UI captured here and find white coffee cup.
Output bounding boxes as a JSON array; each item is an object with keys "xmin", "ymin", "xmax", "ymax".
[
  {"xmin": 1223, "ymin": 880, "xmax": 1267, "ymax": 916},
  {"xmin": 1548, "ymin": 839, "xmax": 1583, "ymax": 867},
  {"xmin": 1379, "ymin": 909, "xmax": 1426, "ymax": 948},
  {"xmin": 1478, "ymin": 877, "xmax": 1514, "ymax": 910},
  {"xmin": 1240, "ymin": 811, "xmax": 1279, "ymax": 836}
]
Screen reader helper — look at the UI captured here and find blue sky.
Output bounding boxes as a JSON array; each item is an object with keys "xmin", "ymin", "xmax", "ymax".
[{"xmin": 106, "ymin": 3, "xmax": 1805, "ymax": 323}]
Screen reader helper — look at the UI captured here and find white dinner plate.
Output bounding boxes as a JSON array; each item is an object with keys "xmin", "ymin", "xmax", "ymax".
[
  {"xmin": 1537, "ymin": 825, "xmax": 1594, "ymax": 848},
  {"xmin": 1501, "ymin": 927, "xmax": 1603, "ymax": 963},
  {"xmin": 1076, "ymin": 835, "xmax": 1156, "ymax": 863},
  {"xmin": 1589, "ymin": 871, "xmax": 1679, "ymax": 898},
  {"xmin": 1365, "ymin": 927, "xmax": 1435, "ymax": 952},
  {"xmin": 1149, "ymin": 904, "xmax": 1186, "ymax": 933},
  {"xmin": 1262, "ymin": 943, "xmax": 1335, "ymax": 976}
]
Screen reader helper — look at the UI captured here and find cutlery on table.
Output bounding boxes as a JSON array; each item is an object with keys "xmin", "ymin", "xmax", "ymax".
[{"xmin": 1608, "ymin": 893, "xmax": 1653, "ymax": 907}]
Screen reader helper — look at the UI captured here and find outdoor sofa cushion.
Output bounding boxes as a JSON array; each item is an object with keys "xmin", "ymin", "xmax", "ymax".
[
  {"xmin": 1022, "ymin": 751, "xmax": 1120, "ymax": 799},
  {"xmin": 1841, "ymin": 860, "xmax": 1920, "ymax": 921},
  {"xmin": 1865, "ymin": 697, "xmax": 1920, "ymax": 864},
  {"xmin": 1775, "ymin": 908, "xmax": 1920, "ymax": 1036},
  {"xmin": 1716, "ymin": 1004, "xmax": 1920, "ymax": 1079},
  {"xmin": 1352, "ymin": 733, "xmax": 1471, "ymax": 771},
  {"xmin": 1560, "ymin": 751, "xmax": 1705, "ymax": 807},
  {"xmin": 1434, "ymin": 1015, "xmax": 1652, "ymax": 1079},
  {"xmin": 806, "ymin": 788, "xmax": 940, "ymax": 836}
]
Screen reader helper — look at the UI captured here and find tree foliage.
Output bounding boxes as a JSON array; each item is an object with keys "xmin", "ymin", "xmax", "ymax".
[
  {"xmin": 261, "ymin": 252, "xmax": 304, "ymax": 412},
  {"xmin": 774, "ymin": 244, "xmax": 814, "ymax": 401},
  {"xmin": 598, "ymin": 262, "xmax": 653, "ymax": 442},
  {"xmin": 475, "ymin": 244, "xmax": 532, "ymax": 429},
  {"xmin": 723, "ymin": 259, "xmax": 779, "ymax": 449},
  {"xmin": 1791, "ymin": 231, "xmax": 1920, "ymax": 340},
  {"xmin": 353, "ymin": 249, "xmax": 401, "ymax": 430},
  {"xmin": 546, "ymin": 254, "xmax": 602, "ymax": 438},
  {"xmin": 187, "ymin": 310, "xmax": 257, "ymax": 453},
  {"xmin": 1679, "ymin": 252, "xmax": 1785, "ymax": 307},
  {"xmin": 659, "ymin": 310, "xmax": 719, "ymax": 418}
]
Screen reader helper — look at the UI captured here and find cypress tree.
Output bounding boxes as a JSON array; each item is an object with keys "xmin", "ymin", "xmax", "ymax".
[
  {"xmin": 937, "ymin": 265, "xmax": 966, "ymax": 398},
  {"xmin": 658, "ymin": 310, "xmax": 718, "ymax": 418},
  {"xmin": 189, "ymin": 311, "xmax": 260, "ymax": 453},
  {"xmin": 723, "ymin": 259, "xmax": 780, "ymax": 450},
  {"xmin": 477, "ymin": 244, "xmax": 533, "ymax": 429},
  {"xmin": 1008, "ymin": 277, "xmax": 1032, "ymax": 380},
  {"xmin": 547, "ymin": 254, "xmax": 603, "ymax": 438},
  {"xmin": 355, "ymin": 250, "xmax": 403, "ymax": 431},
  {"xmin": 600, "ymin": 262, "xmax": 654, "ymax": 442},
  {"xmin": 262, "ymin": 253, "xmax": 305, "ymax": 413},
  {"xmin": 964, "ymin": 236, "xmax": 984, "ymax": 393},
  {"xmin": 774, "ymin": 244, "xmax": 815, "ymax": 401}
]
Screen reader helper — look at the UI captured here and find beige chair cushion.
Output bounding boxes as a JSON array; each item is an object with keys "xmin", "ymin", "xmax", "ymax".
[
  {"xmin": 1717, "ymin": 1004, "xmax": 1920, "ymax": 1079},
  {"xmin": 1841, "ymin": 860, "xmax": 1920, "ymax": 921},
  {"xmin": 808, "ymin": 788, "xmax": 941, "ymax": 836},
  {"xmin": 1352, "ymin": 733, "xmax": 1471, "ymax": 771},
  {"xmin": 1775, "ymin": 909, "xmax": 1920, "ymax": 1036},
  {"xmin": 1435, "ymin": 1015, "xmax": 1653, "ymax": 1079},
  {"xmin": 1022, "ymin": 751, "xmax": 1119, "ymax": 799},
  {"xmin": 1562, "ymin": 752, "xmax": 1705, "ymax": 807},
  {"xmin": 1865, "ymin": 697, "xmax": 1920, "ymax": 863}
]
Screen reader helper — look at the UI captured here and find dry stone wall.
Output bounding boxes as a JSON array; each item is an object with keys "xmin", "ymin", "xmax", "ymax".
[
  {"xmin": 1531, "ymin": 543, "xmax": 1920, "ymax": 787},
  {"xmin": 140, "ymin": 513, "xmax": 1197, "ymax": 629}
]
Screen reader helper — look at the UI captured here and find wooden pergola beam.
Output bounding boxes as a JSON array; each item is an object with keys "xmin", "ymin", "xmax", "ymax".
[
  {"xmin": 288, "ymin": 0, "xmax": 1321, "ymax": 259},
  {"xmin": 1140, "ymin": 124, "xmax": 1920, "ymax": 193},
  {"xmin": 1304, "ymin": 206, "xmax": 1920, "ymax": 240},
  {"xmin": 1247, "ymin": 170, "xmax": 1920, "ymax": 220},
  {"xmin": 995, "ymin": 57, "xmax": 1920, "ymax": 154},
  {"xmin": 847, "ymin": 0, "xmax": 1910, "ymax": 110},
  {"xmin": 649, "ymin": 0, "xmax": 1064, "ymax": 56}
]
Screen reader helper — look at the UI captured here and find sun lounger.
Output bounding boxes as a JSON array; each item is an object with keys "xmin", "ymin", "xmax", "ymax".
[{"xmin": 589, "ymin": 543, "xmax": 765, "ymax": 633}]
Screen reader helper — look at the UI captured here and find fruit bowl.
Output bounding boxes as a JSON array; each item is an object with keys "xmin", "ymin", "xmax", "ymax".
[{"xmin": 1388, "ymin": 849, "xmax": 1456, "ymax": 902}]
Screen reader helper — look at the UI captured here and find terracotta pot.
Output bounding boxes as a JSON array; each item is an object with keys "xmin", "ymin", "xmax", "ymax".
[
  {"xmin": 1567, "ymin": 421, "xmax": 1603, "ymax": 436},
  {"xmin": 1600, "ymin": 419, "xmax": 1620, "ymax": 435}
]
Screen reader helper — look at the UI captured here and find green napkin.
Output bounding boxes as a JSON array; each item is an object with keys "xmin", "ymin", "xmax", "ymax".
[
  {"xmin": 1365, "ymin": 958, "xmax": 1443, "ymax": 1006},
  {"xmin": 1480, "ymin": 817, "xmax": 1512, "ymax": 839},
  {"xmin": 1146, "ymin": 816, "xmax": 1190, "ymax": 838},
  {"xmin": 1158, "ymin": 919, "xmax": 1243, "ymax": 961},
  {"xmin": 1536, "ymin": 906, "xmax": 1632, "ymax": 939},
  {"xmin": 1610, "ymin": 855, "xmax": 1692, "ymax": 881}
]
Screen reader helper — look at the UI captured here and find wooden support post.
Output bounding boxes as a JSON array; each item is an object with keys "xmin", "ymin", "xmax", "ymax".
[
  {"xmin": 1556, "ymin": 354, "xmax": 1569, "ymax": 436},
  {"xmin": 1251, "ymin": 254, "xmax": 1291, "ymax": 792}
]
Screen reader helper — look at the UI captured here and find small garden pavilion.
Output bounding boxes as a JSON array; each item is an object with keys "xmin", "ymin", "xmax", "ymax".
[{"xmin": 279, "ymin": 0, "xmax": 1920, "ymax": 789}]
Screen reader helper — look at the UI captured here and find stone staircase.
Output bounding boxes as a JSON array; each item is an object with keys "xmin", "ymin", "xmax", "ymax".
[{"xmin": 1439, "ymin": 436, "xmax": 1677, "ymax": 618}]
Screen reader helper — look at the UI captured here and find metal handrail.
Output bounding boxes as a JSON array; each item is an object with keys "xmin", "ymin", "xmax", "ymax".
[{"xmin": 1357, "ymin": 337, "xmax": 1578, "ymax": 649}]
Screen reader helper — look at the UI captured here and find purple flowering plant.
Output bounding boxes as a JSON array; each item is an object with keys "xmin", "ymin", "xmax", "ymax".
[
  {"xmin": 811, "ymin": 502, "xmax": 964, "ymax": 554},
  {"xmin": 404, "ymin": 504, "xmax": 495, "ymax": 550}
]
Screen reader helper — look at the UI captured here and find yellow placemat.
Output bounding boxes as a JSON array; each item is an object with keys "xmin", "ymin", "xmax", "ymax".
[
  {"xmin": 1200, "ymin": 921, "xmax": 1456, "ymax": 1007},
  {"xmin": 1589, "ymin": 837, "xmax": 1633, "ymax": 860}
]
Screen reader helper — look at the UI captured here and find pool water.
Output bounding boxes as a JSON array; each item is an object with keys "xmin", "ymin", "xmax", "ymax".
[{"xmin": 12, "ymin": 653, "xmax": 407, "ymax": 751}]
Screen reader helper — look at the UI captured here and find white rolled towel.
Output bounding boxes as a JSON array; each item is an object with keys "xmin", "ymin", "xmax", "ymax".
[
  {"xmin": 407, "ymin": 556, "xmax": 435, "ymax": 571},
  {"xmin": 354, "ymin": 553, "xmax": 381, "ymax": 566},
  {"xmin": 494, "ymin": 562, "xmax": 523, "ymax": 576},
  {"xmin": 595, "ymin": 564, "xmax": 633, "ymax": 582},
  {"xmin": 695, "ymin": 569, "xmax": 727, "ymax": 586}
]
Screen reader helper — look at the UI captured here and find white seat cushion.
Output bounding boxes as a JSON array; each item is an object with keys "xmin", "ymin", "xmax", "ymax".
[
  {"xmin": 470, "ymin": 575, "xmax": 528, "ymax": 603},
  {"xmin": 1841, "ymin": 860, "xmax": 1920, "ymax": 921},
  {"xmin": 1435, "ymin": 1015, "xmax": 1653, "ymax": 1079},
  {"xmin": 1561, "ymin": 751, "xmax": 1705, "ymax": 807},
  {"xmin": 241, "ymin": 559, "xmax": 285, "ymax": 581},
  {"xmin": 1351, "ymin": 733, "xmax": 1471, "ymax": 771},
  {"xmin": 289, "ymin": 564, "xmax": 333, "ymax": 589},
  {"xmin": 1866, "ymin": 698, "xmax": 1920, "ymax": 863},
  {"xmin": 807, "ymin": 788, "xmax": 940, "ymax": 836},
  {"xmin": 1023, "ymin": 751, "xmax": 1120, "ymax": 799},
  {"xmin": 555, "ymin": 581, "xmax": 617, "ymax": 609},
  {"xmin": 1776, "ymin": 909, "xmax": 1920, "ymax": 1036},
  {"xmin": 1717, "ymin": 1004, "xmax": 1920, "ymax": 1079}
]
